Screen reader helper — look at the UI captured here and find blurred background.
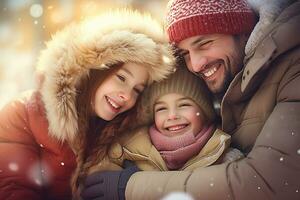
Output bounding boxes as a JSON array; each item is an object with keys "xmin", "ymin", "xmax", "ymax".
[{"xmin": 0, "ymin": 0, "xmax": 169, "ymax": 108}]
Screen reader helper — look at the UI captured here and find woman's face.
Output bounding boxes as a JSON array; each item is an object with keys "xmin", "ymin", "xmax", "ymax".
[
  {"xmin": 93, "ymin": 62, "xmax": 149, "ymax": 121},
  {"xmin": 154, "ymin": 93, "xmax": 205, "ymax": 137}
]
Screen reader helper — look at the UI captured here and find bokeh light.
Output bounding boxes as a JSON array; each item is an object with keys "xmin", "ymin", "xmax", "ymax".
[{"xmin": 0, "ymin": 0, "xmax": 169, "ymax": 108}]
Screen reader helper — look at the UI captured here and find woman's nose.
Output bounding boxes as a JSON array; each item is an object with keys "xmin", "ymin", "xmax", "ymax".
[{"xmin": 118, "ymin": 91, "xmax": 131, "ymax": 101}]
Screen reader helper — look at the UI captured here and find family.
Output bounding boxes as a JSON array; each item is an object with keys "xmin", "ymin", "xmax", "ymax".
[{"xmin": 0, "ymin": 0, "xmax": 299, "ymax": 200}]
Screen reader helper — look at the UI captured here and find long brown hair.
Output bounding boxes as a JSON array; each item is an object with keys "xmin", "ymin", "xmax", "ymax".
[{"xmin": 70, "ymin": 64, "xmax": 140, "ymax": 196}]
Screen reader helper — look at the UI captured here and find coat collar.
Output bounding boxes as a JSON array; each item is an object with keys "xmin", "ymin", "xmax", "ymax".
[
  {"xmin": 109, "ymin": 127, "xmax": 230, "ymax": 170},
  {"xmin": 241, "ymin": 2, "xmax": 300, "ymax": 93}
]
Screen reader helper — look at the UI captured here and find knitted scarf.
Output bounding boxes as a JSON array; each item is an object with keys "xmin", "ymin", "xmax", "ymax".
[{"xmin": 149, "ymin": 124, "xmax": 214, "ymax": 170}]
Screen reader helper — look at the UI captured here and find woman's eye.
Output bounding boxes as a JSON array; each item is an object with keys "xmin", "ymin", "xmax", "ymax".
[
  {"xmin": 117, "ymin": 74, "xmax": 125, "ymax": 82},
  {"xmin": 133, "ymin": 88, "xmax": 142, "ymax": 95}
]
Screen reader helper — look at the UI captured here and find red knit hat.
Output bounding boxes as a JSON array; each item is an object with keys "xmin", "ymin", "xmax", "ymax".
[{"xmin": 166, "ymin": 0, "xmax": 257, "ymax": 43}]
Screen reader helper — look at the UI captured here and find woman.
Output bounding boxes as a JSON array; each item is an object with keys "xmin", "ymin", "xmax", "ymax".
[{"xmin": 0, "ymin": 9, "xmax": 174, "ymax": 200}]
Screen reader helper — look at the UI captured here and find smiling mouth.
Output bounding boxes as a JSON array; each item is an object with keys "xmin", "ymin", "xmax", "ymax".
[
  {"xmin": 165, "ymin": 124, "xmax": 189, "ymax": 132},
  {"xmin": 201, "ymin": 63, "xmax": 222, "ymax": 79},
  {"xmin": 105, "ymin": 96, "xmax": 121, "ymax": 112}
]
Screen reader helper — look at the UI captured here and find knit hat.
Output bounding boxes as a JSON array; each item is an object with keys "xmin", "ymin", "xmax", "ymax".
[
  {"xmin": 166, "ymin": 0, "xmax": 257, "ymax": 43},
  {"xmin": 138, "ymin": 65, "xmax": 216, "ymax": 126}
]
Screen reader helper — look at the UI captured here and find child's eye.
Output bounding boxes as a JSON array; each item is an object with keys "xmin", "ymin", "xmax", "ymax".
[
  {"xmin": 155, "ymin": 107, "xmax": 166, "ymax": 112},
  {"xmin": 117, "ymin": 74, "xmax": 125, "ymax": 82},
  {"xmin": 179, "ymin": 103, "xmax": 191, "ymax": 107}
]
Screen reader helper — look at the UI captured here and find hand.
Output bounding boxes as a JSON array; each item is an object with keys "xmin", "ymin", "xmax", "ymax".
[{"xmin": 81, "ymin": 160, "xmax": 139, "ymax": 200}]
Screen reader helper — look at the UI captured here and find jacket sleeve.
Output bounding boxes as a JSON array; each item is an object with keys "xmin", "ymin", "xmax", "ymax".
[
  {"xmin": 125, "ymin": 63, "xmax": 300, "ymax": 200},
  {"xmin": 0, "ymin": 99, "xmax": 43, "ymax": 200}
]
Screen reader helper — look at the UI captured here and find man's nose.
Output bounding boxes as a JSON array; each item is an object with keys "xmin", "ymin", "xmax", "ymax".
[{"xmin": 190, "ymin": 53, "xmax": 208, "ymax": 73}]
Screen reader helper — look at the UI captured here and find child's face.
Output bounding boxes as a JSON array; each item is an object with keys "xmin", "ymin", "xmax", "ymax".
[
  {"xmin": 154, "ymin": 93, "xmax": 205, "ymax": 137},
  {"xmin": 93, "ymin": 62, "xmax": 148, "ymax": 120}
]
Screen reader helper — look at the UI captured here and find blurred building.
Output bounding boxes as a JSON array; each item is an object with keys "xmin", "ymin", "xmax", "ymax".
[{"xmin": 0, "ymin": 0, "xmax": 169, "ymax": 108}]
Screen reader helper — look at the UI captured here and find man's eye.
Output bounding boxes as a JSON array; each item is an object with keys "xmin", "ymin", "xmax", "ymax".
[
  {"xmin": 199, "ymin": 40, "xmax": 213, "ymax": 49},
  {"xmin": 181, "ymin": 51, "xmax": 189, "ymax": 58},
  {"xmin": 117, "ymin": 74, "xmax": 125, "ymax": 82}
]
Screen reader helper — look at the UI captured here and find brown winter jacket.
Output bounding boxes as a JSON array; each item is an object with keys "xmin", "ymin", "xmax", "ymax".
[
  {"xmin": 88, "ymin": 126, "xmax": 231, "ymax": 174},
  {"xmin": 0, "ymin": 10, "xmax": 175, "ymax": 200},
  {"xmin": 124, "ymin": 2, "xmax": 300, "ymax": 200}
]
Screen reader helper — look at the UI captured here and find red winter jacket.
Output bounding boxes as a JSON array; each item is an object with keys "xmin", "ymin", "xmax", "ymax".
[{"xmin": 0, "ymin": 91, "xmax": 76, "ymax": 200}]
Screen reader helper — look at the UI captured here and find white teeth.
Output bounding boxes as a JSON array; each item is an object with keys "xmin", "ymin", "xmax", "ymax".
[
  {"xmin": 107, "ymin": 97, "xmax": 120, "ymax": 109},
  {"xmin": 203, "ymin": 66, "xmax": 217, "ymax": 77},
  {"xmin": 167, "ymin": 125, "xmax": 186, "ymax": 131}
]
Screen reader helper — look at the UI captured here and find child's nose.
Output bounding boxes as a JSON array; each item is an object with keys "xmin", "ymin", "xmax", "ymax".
[{"xmin": 168, "ymin": 111, "xmax": 179, "ymax": 120}]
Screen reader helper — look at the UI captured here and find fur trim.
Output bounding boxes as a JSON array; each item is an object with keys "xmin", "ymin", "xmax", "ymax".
[
  {"xmin": 245, "ymin": 0, "xmax": 295, "ymax": 55},
  {"xmin": 37, "ymin": 9, "xmax": 175, "ymax": 142}
]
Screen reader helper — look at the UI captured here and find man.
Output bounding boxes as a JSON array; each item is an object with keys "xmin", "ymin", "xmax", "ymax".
[{"xmin": 81, "ymin": 0, "xmax": 300, "ymax": 199}]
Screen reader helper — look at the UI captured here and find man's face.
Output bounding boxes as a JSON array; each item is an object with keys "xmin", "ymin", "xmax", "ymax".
[{"xmin": 178, "ymin": 34, "xmax": 246, "ymax": 95}]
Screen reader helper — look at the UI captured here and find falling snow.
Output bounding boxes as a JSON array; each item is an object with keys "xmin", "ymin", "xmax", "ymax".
[
  {"xmin": 34, "ymin": 178, "xmax": 42, "ymax": 186},
  {"xmin": 60, "ymin": 162, "xmax": 65, "ymax": 166},
  {"xmin": 258, "ymin": 186, "xmax": 261, "ymax": 190},
  {"xmin": 297, "ymin": 149, "xmax": 300, "ymax": 155},
  {"xmin": 279, "ymin": 157, "xmax": 284, "ymax": 162},
  {"xmin": 210, "ymin": 183, "xmax": 214, "ymax": 187},
  {"xmin": 30, "ymin": 4, "xmax": 43, "ymax": 18},
  {"xmin": 162, "ymin": 192, "xmax": 194, "ymax": 200},
  {"xmin": 291, "ymin": 132, "xmax": 295, "ymax": 136},
  {"xmin": 8, "ymin": 162, "xmax": 19, "ymax": 171},
  {"xmin": 196, "ymin": 112, "xmax": 200, "ymax": 116}
]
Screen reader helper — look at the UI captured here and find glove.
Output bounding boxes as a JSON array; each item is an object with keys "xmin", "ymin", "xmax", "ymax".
[{"xmin": 81, "ymin": 160, "xmax": 139, "ymax": 200}]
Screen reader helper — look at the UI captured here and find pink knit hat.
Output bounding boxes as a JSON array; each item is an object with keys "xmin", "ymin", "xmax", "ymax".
[{"xmin": 166, "ymin": 0, "xmax": 257, "ymax": 43}]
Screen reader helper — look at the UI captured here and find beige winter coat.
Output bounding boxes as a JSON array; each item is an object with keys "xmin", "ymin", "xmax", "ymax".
[
  {"xmin": 88, "ymin": 127, "xmax": 231, "ymax": 174},
  {"xmin": 124, "ymin": 2, "xmax": 300, "ymax": 200}
]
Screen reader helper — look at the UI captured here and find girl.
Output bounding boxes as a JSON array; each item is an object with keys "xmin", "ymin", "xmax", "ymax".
[{"xmin": 0, "ymin": 10, "xmax": 174, "ymax": 200}]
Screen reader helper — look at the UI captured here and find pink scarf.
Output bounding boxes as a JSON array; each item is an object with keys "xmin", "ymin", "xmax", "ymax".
[{"xmin": 149, "ymin": 124, "xmax": 215, "ymax": 170}]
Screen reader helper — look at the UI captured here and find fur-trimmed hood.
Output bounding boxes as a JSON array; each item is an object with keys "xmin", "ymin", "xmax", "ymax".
[{"xmin": 36, "ymin": 10, "xmax": 175, "ymax": 143}]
